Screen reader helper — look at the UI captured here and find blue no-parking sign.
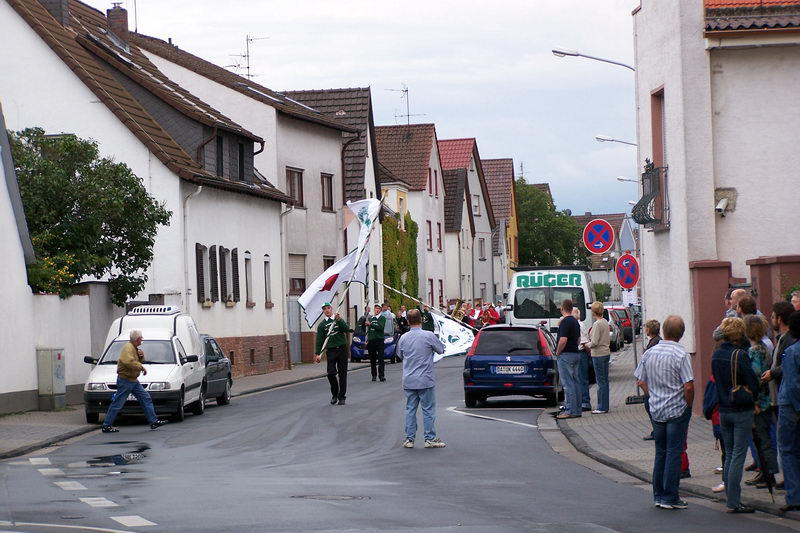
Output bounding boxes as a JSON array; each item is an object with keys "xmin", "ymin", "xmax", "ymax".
[{"xmin": 616, "ymin": 253, "xmax": 640, "ymax": 289}]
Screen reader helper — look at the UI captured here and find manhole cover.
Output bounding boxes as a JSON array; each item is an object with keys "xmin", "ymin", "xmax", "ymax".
[
  {"xmin": 290, "ymin": 495, "xmax": 370, "ymax": 501},
  {"xmin": 61, "ymin": 515, "xmax": 85, "ymax": 519}
]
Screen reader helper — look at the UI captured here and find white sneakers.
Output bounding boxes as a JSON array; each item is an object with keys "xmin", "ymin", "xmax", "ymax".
[
  {"xmin": 402, "ymin": 439, "xmax": 414, "ymax": 448},
  {"xmin": 712, "ymin": 482, "xmax": 725, "ymax": 493},
  {"xmin": 424, "ymin": 438, "xmax": 446, "ymax": 448}
]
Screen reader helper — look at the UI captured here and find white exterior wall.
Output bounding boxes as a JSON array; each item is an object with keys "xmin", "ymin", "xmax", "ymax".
[
  {"xmin": 467, "ymin": 159, "xmax": 494, "ymax": 303},
  {"xmin": 31, "ymin": 295, "xmax": 92, "ymax": 389}
]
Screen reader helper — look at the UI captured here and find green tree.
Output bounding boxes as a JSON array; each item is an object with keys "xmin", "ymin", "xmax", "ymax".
[
  {"xmin": 594, "ymin": 282, "xmax": 611, "ymax": 302},
  {"xmin": 10, "ymin": 128, "xmax": 172, "ymax": 306},
  {"xmin": 516, "ymin": 178, "xmax": 588, "ymax": 267},
  {"xmin": 382, "ymin": 211, "xmax": 419, "ymax": 310}
]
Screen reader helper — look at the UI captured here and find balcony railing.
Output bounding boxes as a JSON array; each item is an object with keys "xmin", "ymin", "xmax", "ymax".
[{"xmin": 631, "ymin": 159, "xmax": 670, "ymax": 230}]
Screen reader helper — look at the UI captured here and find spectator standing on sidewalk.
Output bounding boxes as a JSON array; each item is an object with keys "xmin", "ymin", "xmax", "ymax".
[
  {"xmin": 582, "ymin": 302, "xmax": 610, "ymax": 414},
  {"xmin": 777, "ymin": 311, "xmax": 800, "ymax": 513},
  {"xmin": 641, "ymin": 319, "xmax": 663, "ymax": 441},
  {"xmin": 366, "ymin": 304, "xmax": 387, "ymax": 383},
  {"xmin": 712, "ymin": 317, "xmax": 759, "ymax": 513},
  {"xmin": 573, "ymin": 307, "xmax": 593, "ymax": 413},
  {"xmin": 555, "ymin": 300, "xmax": 583, "ymax": 420},
  {"xmin": 792, "ymin": 291, "xmax": 800, "ymax": 312},
  {"xmin": 763, "ymin": 301, "xmax": 797, "ymax": 408},
  {"xmin": 396, "ymin": 309, "xmax": 410, "ymax": 336},
  {"xmin": 398, "ymin": 309, "xmax": 446, "ymax": 449},
  {"xmin": 634, "ymin": 315, "xmax": 694, "ymax": 510}
]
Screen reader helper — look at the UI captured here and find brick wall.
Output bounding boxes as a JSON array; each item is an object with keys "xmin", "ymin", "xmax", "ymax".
[
  {"xmin": 215, "ymin": 334, "xmax": 289, "ymax": 378},
  {"xmin": 300, "ymin": 331, "xmax": 316, "ymax": 364}
]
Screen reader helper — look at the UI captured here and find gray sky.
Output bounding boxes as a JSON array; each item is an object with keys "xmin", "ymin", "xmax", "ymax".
[{"xmin": 84, "ymin": 0, "xmax": 641, "ymax": 216}]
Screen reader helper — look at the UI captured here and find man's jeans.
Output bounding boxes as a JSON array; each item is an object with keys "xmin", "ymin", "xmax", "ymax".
[
  {"xmin": 405, "ymin": 387, "xmax": 436, "ymax": 441},
  {"xmin": 779, "ymin": 404, "xmax": 800, "ymax": 505},
  {"xmin": 652, "ymin": 406, "xmax": 692, "ymax": 505},
  {"xmin": 592, "ymin": 355, "xmax": 610, "ymax": 412},
  {"xmin": 557, "ymin": 352, "xmax": 581, "ymax": 416},
  {"xmin": 579, "ymin": 349, "xmax": 592, "ymax": 409},
  {"xmin": 721, "ymin": 409, "xmax": 755, "ymax": 509},
  {"xmin": 103, "ymin": 377, "xmax": 157, "ymax": 426}
]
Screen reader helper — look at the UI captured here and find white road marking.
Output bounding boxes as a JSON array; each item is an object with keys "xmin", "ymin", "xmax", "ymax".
[
  {"xmin": 38, "ymin": 468, "xmax": 65, "ymax": 476},
  {"xmin": 29, "ymin": 457, "xmax": 51, "ymax": 465},
  {"xmin": 110, "ymin": 516, "xmax": 157, "ymax": 527},
  {"xmin": 54, "ymin": 481, "xmax": 87, "ymax": 490},
  {"xmin": 447, "ymin": 406, "xmax": 538, "ymax": 429},
  {"xmin": 80, "ymin": 497, "xmax": 119, "ymax": 508},
  {"xmin": 0, "ymin": 520, "xmax": 134, "ymax": 533}
]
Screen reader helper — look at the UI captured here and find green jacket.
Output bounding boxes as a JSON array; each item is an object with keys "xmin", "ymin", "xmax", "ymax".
[
  {"xmin": 420, "ymin": 308, "xmax": 435, "ymax": 332},
  {"xmin": 315, "ymin": 316, "xmax": 352, "ymax": 354},
  {"xmin": 366, "ymin": 314, "xmax": 387, "ymax": 341}
]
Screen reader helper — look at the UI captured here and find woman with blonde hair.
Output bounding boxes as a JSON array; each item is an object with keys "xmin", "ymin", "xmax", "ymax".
[{"xmin": 583, "ymin": 301, "xmax": 611, "ymax": 414}]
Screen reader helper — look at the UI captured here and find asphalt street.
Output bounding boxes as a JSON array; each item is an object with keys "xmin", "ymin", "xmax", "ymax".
[{"xmin": 1, "ymin": 358, "xmax": 799, "ymax": 533}]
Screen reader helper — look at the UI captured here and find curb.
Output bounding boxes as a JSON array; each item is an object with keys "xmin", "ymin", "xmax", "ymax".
[{"xmin": 556, "ymin": 418, "xmax": 794, "ymax": 519}]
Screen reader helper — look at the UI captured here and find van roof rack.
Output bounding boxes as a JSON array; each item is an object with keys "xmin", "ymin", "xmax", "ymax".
[
  {"xmin": 128, "ymin": 305, "xmax": 182, "ymax": 315},
  {"xmin": 511, "ymin": 265, "xmax": 590, "ymax": 272}
]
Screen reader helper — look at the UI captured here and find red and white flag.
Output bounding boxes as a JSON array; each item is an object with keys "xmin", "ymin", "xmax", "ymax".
[{"xmin": 298, "ymin": 248, "xmax": 369, "ymax": 326}]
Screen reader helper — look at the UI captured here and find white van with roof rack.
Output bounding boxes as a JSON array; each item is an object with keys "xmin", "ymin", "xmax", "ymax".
[
  {"xmin": 506, "ymin": 266, "xmax": 596, "ymax": 334},
  {"xmin": 83, "ymin": 305, "xmax": 206, "ymax": 424}
]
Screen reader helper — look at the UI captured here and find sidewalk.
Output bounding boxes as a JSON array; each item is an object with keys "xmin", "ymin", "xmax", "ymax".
[
  {"xmin": 0, "ymin": 361, "xmax": 368, "ymax": 460},
  {"xmin": 555, "ymin": 343, "xmax": 791, "ymax": 517}
]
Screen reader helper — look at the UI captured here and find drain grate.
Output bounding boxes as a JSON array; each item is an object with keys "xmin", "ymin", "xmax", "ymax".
[{"xmin": 290, "ymin": 495, "xmax": 370, "ymax": 501}]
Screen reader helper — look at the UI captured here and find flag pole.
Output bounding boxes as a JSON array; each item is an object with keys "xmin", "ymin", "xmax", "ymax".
[{"xmin": 374, "ymin": 280, "xmax": 478, "ymax": 333}]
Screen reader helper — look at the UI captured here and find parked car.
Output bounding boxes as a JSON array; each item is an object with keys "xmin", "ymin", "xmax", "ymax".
[
  {"xmin": 350, "ymin": 321, "xmax": 398, "ymax": 363},
  {"xmin": 600, "ymin": 310, "xmax": 624, "ymax": 352},
  {"xmin": 83, "ymin": 305, "xmax": 206, "ymax": 423},
  {"xmin": 605, "ymin": 304, "xmax": 634, "ymax": 343},
  {"xmin": 463, "ymin": 324, "xmax": 561, "ymax": 407},
  {"xmin": 200, "ymin": 334, "xmax": 232, "ymax": 406},
  {"xmin": 629, "ymin": 304, "xmax": 642, "ymax": 334}
]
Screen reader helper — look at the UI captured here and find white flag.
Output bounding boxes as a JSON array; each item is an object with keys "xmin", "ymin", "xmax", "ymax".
[
  {"xmin": 431, "ymin": 313, "xmax": 475, "ymax": 362},
  {"xmin": 298, "ymin": 248, "xmax": 369, "ymax": 327},
  {"xmin": 346, "ymin": 199, "xmax": 381, "ymax": 253}
]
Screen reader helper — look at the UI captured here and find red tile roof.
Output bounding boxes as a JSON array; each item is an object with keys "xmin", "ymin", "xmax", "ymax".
[
  {"xmin": 8, "ymin": 0, "xmax": 289, "ymax": 203},
  {"xmin": 438, "ymin": 138, "xmax": 475, "ymax": 171},
  {"xmin": 481, "ymin": 159, "xmax": 515, "ymax": 220},
  {"xmin": 706, "ymin": 0, "xmax": 797, "ymax": 6},
  {"xmin": 374, "ymin": 124, "xmax": 437, "ymax": 191}
]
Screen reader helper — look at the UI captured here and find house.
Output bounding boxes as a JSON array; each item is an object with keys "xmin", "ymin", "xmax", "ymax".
[
  {"xmin": 1, "ymin": 0, "xmax": 293, "ymax": 378},
  {"xmin": 632, "ymin": 0, "xmax": 800, "ymax": 392},
  {"xmin": 571, "ymin": 212, "xmax": 638, "ymax": 301},
  {"xmin": 375, "ymin": 124, "xmax": 448, "ymax": 309},
  {"xmin": 280, "ymin": 88, "xmax": 385, "ymax": 315},
  {"xmin": 438, "ymin": 139, "xmax": 497, "ymax": 303},
  {"xmin": 482, "ymin": 158, "xmax": 520, "ymax": 298},
  {"xmin": 442, "ymin": 168, "xmax": 475, "ymax": 304},
  {"xmin": 130, "ymin": 33, "xmax": 359, "ymax": 363}
]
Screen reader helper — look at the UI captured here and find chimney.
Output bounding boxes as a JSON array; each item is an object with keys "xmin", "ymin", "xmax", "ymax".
[
  {"xmin": 107, "ymin": 3, "xmax": 129, "ymax": 43},
  {"xmin": 38, "ymin": 0, "xmax": 70, "ymax": 26}
]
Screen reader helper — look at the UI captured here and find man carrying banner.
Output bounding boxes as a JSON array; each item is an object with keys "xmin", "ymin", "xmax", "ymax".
[
  {"xmin": 314, "ymin": 302, "xmax": 353, "ymax": 405},
  {"xmin": 420, "ymin": 304, "xmax": 435, "ymax": 332},
  {"xmin": 366, "ymin": 304, "xmax": 386, "ymax": 382}
]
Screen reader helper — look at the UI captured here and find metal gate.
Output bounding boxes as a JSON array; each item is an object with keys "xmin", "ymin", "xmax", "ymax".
[{"xmin": 287, "ymin": 298, "xmax": 303, "ymax": 364}]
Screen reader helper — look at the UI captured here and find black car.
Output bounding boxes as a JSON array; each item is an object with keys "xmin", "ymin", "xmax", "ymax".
[{"xmin": 201, "ymin": 334, "xmax": 232, "ymax": 405}]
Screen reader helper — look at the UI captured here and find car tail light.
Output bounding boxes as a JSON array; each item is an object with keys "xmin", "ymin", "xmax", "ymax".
[
  {"xmin": 503, "ymin": 383, "xmax": 513, "ymax": 387},
  {"xmin": 466, "ymin": 331, "xmax": 481, "ymax": 357},
  {"xmin": 538, "ymin": 330, "xmax": 553, "ymax": 357},
  {"xmin": 622, "ymin": 318, "xmax": 632, "ymax": 327},
  {"xmin": 544, "ymin": 381, "xmax": 552, "ymax": 387}
]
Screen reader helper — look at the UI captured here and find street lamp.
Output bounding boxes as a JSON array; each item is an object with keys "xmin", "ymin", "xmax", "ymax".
[
  {"xmin": 617, "ymin": 176, "xmax": 638, "ymax": 184},
  {"xmin": 551, "ymin": 48, "xmax": 635, "ymax": 71},
  {"xmin": 596, "ymin": 134, "xmax": 637, "ymax": 146}
]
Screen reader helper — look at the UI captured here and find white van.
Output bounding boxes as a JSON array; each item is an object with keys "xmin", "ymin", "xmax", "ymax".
[
  {"xmin": 506, "ymin": 267, "xmax": 596, "ymax": 334},
  {"xmin": 83, "ymin": 306, "xmax": 206, "ymax": 424}
]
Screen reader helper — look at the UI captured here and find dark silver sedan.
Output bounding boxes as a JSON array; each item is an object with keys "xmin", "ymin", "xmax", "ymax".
[{"xmin": 200, "ymin": 334, "xmax": 232, "ymax": 405}]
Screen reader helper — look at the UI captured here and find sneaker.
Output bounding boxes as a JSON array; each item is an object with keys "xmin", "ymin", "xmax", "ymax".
[
  {"xmin": 591, "ymin": 410, "xmax": 608, "ymax": 414},
  {"xmin": 745, "ymin": 473, "xmax": 764, "ymax": 486},
  {"xmin": 150, "ymin": 419, "xmax": 167, "ymax": 430},
  {"xmin": 727, "ymin": 505, "xmax": 755, "ymax": 514},
  {"xmin": 714, "ymin": 466, "xmax": 723, "ymax": 474},
  {"xmin": 424, "ymin": 438, "xmax": 446, "ymax": 448},
  {"xmin": 372, "ymin": 376, "xmax": 377, "ymax": 382},
  {"xmin": 745, "ymin": 463, "xmax": 758, "ymax": 472},
  {"xmin": 671, "ymin": 499, "xmax": 689, "ymax": 510},
  {"xmin": 582, "ymin": 406, "xmax": 592, "ymax": 412},
  {"xmin": 643, "ymin": 434, "xmax": 655, "ymax": 441},
  {"xmin": 712, "ymin": 482, "xmax": 725, "ymax": 493},
  {"xmin": 402, "ymin": 439, "xmax": 414, "ymax": 448},
  {"xmin": 337, "ymin": 399, "xmax": 346, "ymax": 406},
  {"xmin": 379, "ymin": 377, "xmax": 386, "ymax": 382},
  {"xmin": 656, "ymin": 502, "xmax": 674, "ymax": 510},
  {"xmin": 101, "ymin": 425, "xmax": 119, "ymax": 433}
]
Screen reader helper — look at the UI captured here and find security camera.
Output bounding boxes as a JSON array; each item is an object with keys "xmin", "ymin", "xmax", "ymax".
[{"xmin": 715, "ymin": 198, "xmax": 729, "ymax": 216}]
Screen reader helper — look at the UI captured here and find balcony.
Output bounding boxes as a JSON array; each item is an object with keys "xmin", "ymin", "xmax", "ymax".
[{"xmin": 631, "ymin": 159, "xmax": 670, "ymax": 230}]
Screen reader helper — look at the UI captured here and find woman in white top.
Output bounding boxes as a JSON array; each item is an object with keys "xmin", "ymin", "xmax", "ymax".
[{"xmin": 583, "ymin": 301, "xmax": 612, "ymax": 414}]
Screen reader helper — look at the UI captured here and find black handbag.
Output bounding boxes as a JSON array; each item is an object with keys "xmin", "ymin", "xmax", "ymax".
[{"xmin": 730, "ymin": 349, "xmax": 754, "ymax": 407}]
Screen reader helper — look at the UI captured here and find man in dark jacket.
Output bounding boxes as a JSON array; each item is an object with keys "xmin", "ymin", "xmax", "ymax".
[
  {"xmin": 777, "ymin": 312, "xmax": 800, "ymax": 513},
  {"xmin": 420, "ymin": 305, "xmax": 435, "ymax": 332},
  {"xmin": 366, "ymin": 304, "xmax": 386, "ymax": 382},
  {"xmin": 315, "ymin": 303, "xmax": 353, "ymax": 405}
]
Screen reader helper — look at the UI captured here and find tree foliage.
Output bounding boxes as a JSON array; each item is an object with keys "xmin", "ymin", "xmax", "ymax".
[
  {"xmin": 594, "ymin": 282, "xmax": 611, "ymax": 302},
  {"xmin": 10, "ymin": 128, "xmax": 172, "ymax": 306},
  {"xmin": 382, "ymin": 211, "xmax": 419, "ymax": 310},
  {"xmin": 516, "ymin": 178, "xmax": 588, "ymax": 267}
]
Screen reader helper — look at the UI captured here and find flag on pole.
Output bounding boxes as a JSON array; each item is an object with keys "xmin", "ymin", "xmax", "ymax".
[
  {"xmin": 431, "ymin": 313, "xmax": 475, "ymax": 362},
  {"xmin": 298, "ymin": 248, "xmax": 369, "ymax": 327},
  {"xmin": 346, "ymin": 198, "xmax": 381, "ymax": 253}
]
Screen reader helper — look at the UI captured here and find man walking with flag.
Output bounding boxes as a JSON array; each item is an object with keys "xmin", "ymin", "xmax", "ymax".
[
  {"xmin": 315, "ymin": 303, "xmax": 353, "ymax": 405},
  {"xmin": 366, "ymin": 304, "xmax": 387, "ymax": 382}
]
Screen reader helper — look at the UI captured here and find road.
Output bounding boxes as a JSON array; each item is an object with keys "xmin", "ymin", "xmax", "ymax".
[{"xmin": 1, "ymin": 358, "xmax": 799, "ymax": 533}]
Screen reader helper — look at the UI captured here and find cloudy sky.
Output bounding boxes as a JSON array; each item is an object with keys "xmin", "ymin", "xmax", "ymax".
[{"xmin": 84, "ymin": 0, "xmax": 641, "ymax": 216}]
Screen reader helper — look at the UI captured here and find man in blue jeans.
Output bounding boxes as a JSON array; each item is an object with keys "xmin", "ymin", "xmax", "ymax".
[
  {"xmin": 778, "ymin": 312, "xmax": 800, "ymax": 513},
  {"xmin": 397, "ymin": 309, "xmax": 446, "ymax": 449},
  {"xmin": 556, "ymin": 299, "xmax": 582, "ymax": 419},
  {"xmin": 634, "ymin": 315, "xmax": 694, "ymax": 510},
  {"xmin": 101, "ymin": 330, "xmax": 167, "ymax": 433}
]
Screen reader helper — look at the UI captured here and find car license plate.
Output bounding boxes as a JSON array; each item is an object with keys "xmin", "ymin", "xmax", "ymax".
[
  {"xmin": 127, "ymin": 394, "xmax": 137, "ymax": 402},
  {"xmin": 495, "ymin": 365, "xmax": 525, "ymax": 374}
]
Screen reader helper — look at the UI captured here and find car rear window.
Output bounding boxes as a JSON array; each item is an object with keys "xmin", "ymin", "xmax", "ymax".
[
  {"xmin": 475, "ymin": 329, "xmax": 541, "ymax": 355},
  {"xmin": 513, "ymin": 287, "xmax": 586, "ymax": 321}
]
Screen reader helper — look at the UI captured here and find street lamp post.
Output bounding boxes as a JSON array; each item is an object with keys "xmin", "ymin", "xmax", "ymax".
[
  {"xmin": 551, "ymin": 48, "xmax": 635, "ymax": 72},
  {"xmin": 596, "ymin": 134, "xmax": 637, "ymax": 147}
]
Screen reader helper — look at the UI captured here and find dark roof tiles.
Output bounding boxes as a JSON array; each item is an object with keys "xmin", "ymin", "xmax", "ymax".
[{"xmin": 374, "ymin": 124, "xmax": 437, "ymax": 191}]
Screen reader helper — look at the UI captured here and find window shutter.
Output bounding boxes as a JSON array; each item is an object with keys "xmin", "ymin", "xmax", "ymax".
[
  {"xmin": 219, "ymin": 247, "xmax": 228, "ymax": 302},
  {"xmin": 231, "ymin": 248, "xmax": 240, "ymax": 302},
  {"xmin": 195, "ymin": 243, "xmax": 205, "ymax": 303},
  {"xmin": 288, "ymin": 255, "xmax": 305, "ymax": 279},
  {"xmin": 209, "ymin": 245, "xmax": 219, "ymax": 302}
]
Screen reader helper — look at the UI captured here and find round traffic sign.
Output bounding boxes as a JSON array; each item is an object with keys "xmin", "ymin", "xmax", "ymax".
[
  {"xmin": 582, "ymin": 219, "xmax": 615, "ymax": 255},
  {"xmin": 616, "ymin": 253, "xmax": 640, "ymax": 289}
]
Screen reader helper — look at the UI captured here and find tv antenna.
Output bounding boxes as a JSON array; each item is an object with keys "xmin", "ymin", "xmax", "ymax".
[
  {"xmin": 518, "ymin": 161, "xmax": 527, "ymax": 180},
  {"xmin": 385, "ymin": 84, "xmax": 425, "ymax": 125},
  {"xmin": 227, "ymin": 34, "xmax": 269, "ymax": 79}
]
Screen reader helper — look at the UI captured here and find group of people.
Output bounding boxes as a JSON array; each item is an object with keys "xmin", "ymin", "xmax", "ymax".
[
  {"xmin": 635, "ymin": 288, "xmax": 800, "ymax": 514},
  {"xmin": 458, "ymin": 300, "xmax": 505, "ymax": 329}
]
